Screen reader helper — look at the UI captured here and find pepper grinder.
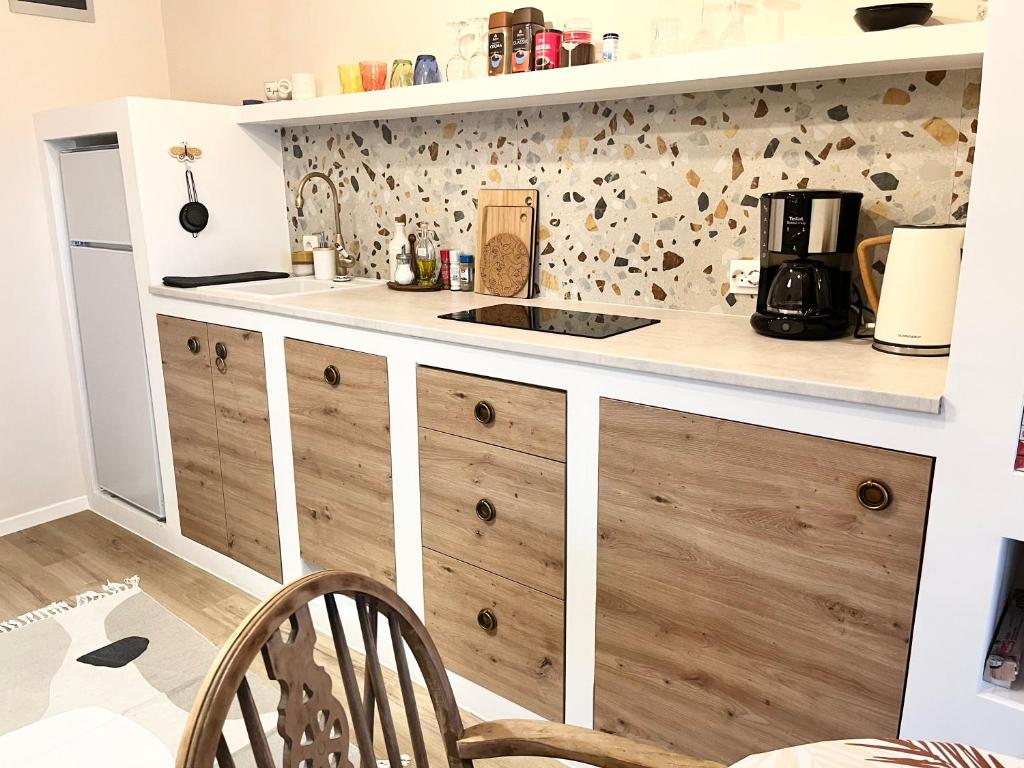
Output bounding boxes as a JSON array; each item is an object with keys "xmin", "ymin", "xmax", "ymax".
[{"xmin": 407, "ymin": 231, "xmax": 419, "ymax": 281}]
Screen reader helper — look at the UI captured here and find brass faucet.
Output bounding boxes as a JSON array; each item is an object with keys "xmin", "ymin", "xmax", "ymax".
[{"xmin": 295, "ymin": 171, "xmax": 357, "ymax": 276}]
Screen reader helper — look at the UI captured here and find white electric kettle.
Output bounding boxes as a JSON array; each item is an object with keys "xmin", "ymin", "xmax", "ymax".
[{"xmin": 857, "ymin": 224, "xmax": 966, "ymax": 356}]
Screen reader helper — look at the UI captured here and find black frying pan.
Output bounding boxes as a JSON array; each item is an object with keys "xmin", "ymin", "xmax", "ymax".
[{"xmin": 179, "ymin": 168, "xmax": 208, "ymax": 237}]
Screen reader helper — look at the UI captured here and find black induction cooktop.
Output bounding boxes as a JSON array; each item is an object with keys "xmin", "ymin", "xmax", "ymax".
[{"xmin": 439, "ymin": 304, "xmax": 660, "ymax": 340}]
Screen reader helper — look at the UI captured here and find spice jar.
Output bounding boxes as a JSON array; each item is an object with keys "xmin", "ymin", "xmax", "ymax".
[
  {"xmin": 488, "ymin": 11, "xmax": 512, "ymax": 76},
  {"xmin": 535, "ymin": 23, "xmax": 563, "ymax": 70},
  {"xmin": 510, "ymin": 7, "xmax": 544, "ymax": 73},
  {"xmin": 459, "ymin": 253, "xmax": 475, "ymax": 291},
  {"xmin": 602, "ymin": 32, "xmax": 620, "ymax": 62},
  {"xmin": 394, "ymin": 248, "xmax": 415, "ymax": 285}
]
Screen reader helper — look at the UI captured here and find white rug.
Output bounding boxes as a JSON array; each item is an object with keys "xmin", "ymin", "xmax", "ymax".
[{"xmin": 0, "ymin": 578, "xmax": 278, "ymax": 768}]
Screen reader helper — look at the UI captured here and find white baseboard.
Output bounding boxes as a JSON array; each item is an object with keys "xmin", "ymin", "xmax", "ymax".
[{"xmin": 0, "ymin": 496, "xmax": 89, "ymax": 537}]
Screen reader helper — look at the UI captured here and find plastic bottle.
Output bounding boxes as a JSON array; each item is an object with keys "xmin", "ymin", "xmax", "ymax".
[{"xmin": 449, "ymin": 249, "xmax": 462, "ymax": 290}]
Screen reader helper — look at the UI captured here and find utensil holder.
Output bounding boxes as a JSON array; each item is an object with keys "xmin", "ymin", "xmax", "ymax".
[{"xmin": 313, "ymin": 248, "xmax": 336, "ymax": 280}]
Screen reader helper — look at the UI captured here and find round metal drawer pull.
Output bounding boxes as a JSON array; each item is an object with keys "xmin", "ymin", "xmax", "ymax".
[
  {"xmin": 323, "ymin": 365, "xmax": 341, "ymax": 387},
  {"xmin": 215, "ymin": 356, "xmax": 227, "ymax": 374},
  {"xmin": 477, "ymin": 608, "xmax": 498, "ymax": 633},
  {"xmin": 476, "ymin": 498, "xmax": 497, "ymax": 523},
  {"xmin": 186, "ymin": 336, "xmax": 201, "ymax": 355},
  {"xmin": 474, "ymin": 400, "xmax": 496, "ymax": 425},
  {"xmin": 214, "ymin": 341, "xmax": 227, "ymax": 360},
  {"xmin": 857, "ymin": 480, "xmax": 891, "ymax": 511}
]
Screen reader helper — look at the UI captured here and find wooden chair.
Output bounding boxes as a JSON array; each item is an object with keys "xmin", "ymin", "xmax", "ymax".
[{"xmin": 177, "ymin": 570, "xmax": 726, "ymax": 768}]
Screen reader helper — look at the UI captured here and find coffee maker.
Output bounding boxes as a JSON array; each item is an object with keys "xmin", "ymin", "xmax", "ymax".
[{"xmin": 751, "ymin": 190, "xmax": 863, "ymax": 340}]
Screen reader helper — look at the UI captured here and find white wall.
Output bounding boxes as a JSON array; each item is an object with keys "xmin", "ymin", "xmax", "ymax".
[
  {"xmin": 121, "ymin": 99, "xmax": 290, "ymax": 284},
  {"xmin": 0, "ymin": 0, "xmax": 170, "ymax": 524},
  {"xmin": 161, "ymin": 0, "xmax": 978, "ymax": 105},
  {"xmin": 901, "ymin": 2, "xmax": 1024, "ymax": 753}
]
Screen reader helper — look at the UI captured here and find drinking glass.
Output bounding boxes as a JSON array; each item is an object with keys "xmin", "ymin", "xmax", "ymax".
[
  {"xmin": 690, "ymin": 1, "xmax": 715, "ymax": 51},
  {"xmin": 445, "ymin": 20, "xmax": 470, "ymax": 81},
  {"xmin": 414, "ymin": 55, "xmax": 442, "ymax": 85},
  {"xmin": 390, "ymin": 58, "xmax": 413, "ymax": 87},
  {"xmin": 651, "ymin": 17, "xmax": 683, "ymax": 57},
  {"xmin": 719, "ymin": 0, "xmax": 747, "ymax": 48},
  {"xmin": 338, "ymin": 64, "xmax": 363, "ymax": 94},
  {"xmin": 467, "ymin": 16, "xmax": 489, "ymax": 78},
  {"xmin": 359, "ymin": 61, "xmax": 388, "ymax": 91},
  {"xmin": 562, "ymin": 18, "xmax": 592, "ymax": 69}
]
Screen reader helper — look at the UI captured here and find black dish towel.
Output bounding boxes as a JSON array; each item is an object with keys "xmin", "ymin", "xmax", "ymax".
[{"xmin": 162, "ymin": 271, "xmax": 291, "ymax": 289}]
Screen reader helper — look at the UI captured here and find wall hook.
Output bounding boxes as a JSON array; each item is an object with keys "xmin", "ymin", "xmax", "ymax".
[{"xmin": 169, "ymin": 141, "xmax": 202, "ymax": 163}]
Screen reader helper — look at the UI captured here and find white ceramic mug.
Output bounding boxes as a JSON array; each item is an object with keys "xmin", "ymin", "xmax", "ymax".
[
  {"xmin": 312, "ymin": 248, "xmax": 336, "ymax": 280},
  {"xmin": 263, "ymin": 80, "xmax": 280, "ymax": 101},
  {"xmin": 291, "ymin": 72, "xmax": 316, "ymax": 100},
  {"xmin": 277, "ymin": 78, "xmax": 293, "ymax": 100}
]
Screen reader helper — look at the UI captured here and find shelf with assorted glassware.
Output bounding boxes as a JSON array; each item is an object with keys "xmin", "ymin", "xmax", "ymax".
[{"xmin": 236, "ymin": 9, "xmax": 985, "ymax": 129}]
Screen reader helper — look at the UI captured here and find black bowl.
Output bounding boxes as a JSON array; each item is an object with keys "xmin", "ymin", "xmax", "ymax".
[{"xmin": 855, "ymin": 2, "xmax": 933, "ymax": 31}]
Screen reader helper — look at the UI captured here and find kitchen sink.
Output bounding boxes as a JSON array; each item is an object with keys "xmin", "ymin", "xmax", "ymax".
[{"xmin": 201, "ymin": 276, "xmax": 378, "ymax": 299}]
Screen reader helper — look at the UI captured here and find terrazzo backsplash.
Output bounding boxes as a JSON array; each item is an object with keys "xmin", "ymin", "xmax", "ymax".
[{"xmin": 282, "ymin": 68, "xmax": 980, "ymax": 314}]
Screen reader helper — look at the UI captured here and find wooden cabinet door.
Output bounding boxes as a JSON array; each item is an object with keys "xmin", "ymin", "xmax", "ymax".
[
  {"xmin": 595, "ymin": 399, "xmax": 932, "ymax": 764},
  {"xmin": 417, "ymin": 367, "xmax": 567, "ymax": 461},
  {"xmin": 207, "ymin": 324, "xmax": 281, "ymax": 582},
  {"xmin": 419, "ymin": 427, "xmax": 565, "ymax": 597},
  {"xmin": 423, "ymin": 549, "xmax": 565, "ymax": 721},
  {"xmin": 156, "ymin": 315, "xmax": 228, "ymax": 555},
  {"xmin": 285, "ymin": 339, "xmax": 395, "ymax": 585}
]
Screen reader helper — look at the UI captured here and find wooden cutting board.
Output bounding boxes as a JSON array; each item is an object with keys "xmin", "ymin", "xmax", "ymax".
[{"xmin": 476, "ymin": 189, "xmax": 537, "ymax": 298}]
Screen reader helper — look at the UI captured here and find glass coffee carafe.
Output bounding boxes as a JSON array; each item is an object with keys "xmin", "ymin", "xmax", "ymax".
[{"xmin": 764, "ymin": 259, "xmax": 832, "ymax": 318}]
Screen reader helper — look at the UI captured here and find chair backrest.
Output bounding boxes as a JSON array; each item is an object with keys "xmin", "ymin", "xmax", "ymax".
[{"xmin": 176, "ymin": 571, "xmax": 469, "ymax": 768}]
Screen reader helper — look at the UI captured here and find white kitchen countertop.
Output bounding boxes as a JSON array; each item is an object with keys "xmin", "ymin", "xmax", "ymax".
[{"xmin": 150, "ymin": 280, "xmax": 948, "ymax": 414}]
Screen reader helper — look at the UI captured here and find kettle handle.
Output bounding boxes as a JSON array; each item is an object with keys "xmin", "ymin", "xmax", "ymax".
[{"xmin": 856, "ymin": 234, "xmax": 892, "ymax": 313}]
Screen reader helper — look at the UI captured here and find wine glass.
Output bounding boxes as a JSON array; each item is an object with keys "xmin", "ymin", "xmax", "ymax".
[
  {"xmin": 690, "ymin": 0, "xmax": 715, "ymax": 51},
  {"xmin": 562, "ymin": 18, "xmax": 592, "ymax": 69},
  {"xmin": 719, "ymin": 0, "xmax": 747, "ymax": 48},
  {"xmin": 650, "ymin": 17, "xmax": 682, "ymax": 57},
  {"xmin": 467, "ymin": 16, "xmax": 489, "ymax": 78},
  {"xmin": 445, "ymin": 20, "xmax": 470, "ymax": 81}
]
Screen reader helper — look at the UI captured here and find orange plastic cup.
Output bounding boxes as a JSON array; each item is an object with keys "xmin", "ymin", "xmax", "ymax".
[{"xmin": 360, "ymin": 61, "xmax": 388, "ymax": 91}]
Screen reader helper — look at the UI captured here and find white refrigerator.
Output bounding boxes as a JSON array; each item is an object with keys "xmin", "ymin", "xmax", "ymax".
[{"xmin": 61, "ymin": 147, "xmax": 164, "ymax": 518}]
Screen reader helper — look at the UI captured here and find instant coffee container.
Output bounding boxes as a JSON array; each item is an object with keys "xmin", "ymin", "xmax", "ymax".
[
  {"xmin": 510, "ymin": 7, "xmax": 544, "ymax": 73},
  {"xmin": 535, "ymin": 22, "xmax": 563, "ymax": 70},
  {"xmin": 488, "ymin": 11, "xmax": 512, "ymax": 76}
]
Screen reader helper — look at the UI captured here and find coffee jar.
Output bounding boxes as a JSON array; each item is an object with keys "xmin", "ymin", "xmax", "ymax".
[
  {"xmin": 535, "ymin": 23, "xmax": 562, "ymax": 70},
  {"xmin": 510, "ymin": 7, "xmax": 544, "ymax": 73},
  {"xmin": 488, "ymin": 11, "xmax": 512, "ymax": 76}
]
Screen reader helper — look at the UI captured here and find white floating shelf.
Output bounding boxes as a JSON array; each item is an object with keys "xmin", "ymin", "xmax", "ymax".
[{"xmin": 236, "ymin": 23, "xmax": 985, "ymax": 128}]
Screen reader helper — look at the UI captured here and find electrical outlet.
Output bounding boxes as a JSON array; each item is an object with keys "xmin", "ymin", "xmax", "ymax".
[{"xmin": 729, "ymin": 259, "xmax": 760, "ymax": 295}]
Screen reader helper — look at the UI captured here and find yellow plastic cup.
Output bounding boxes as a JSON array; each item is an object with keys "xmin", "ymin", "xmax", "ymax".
[{"xmin": 338, "ymin": 64, "xmax": 363, "ymax": 94}]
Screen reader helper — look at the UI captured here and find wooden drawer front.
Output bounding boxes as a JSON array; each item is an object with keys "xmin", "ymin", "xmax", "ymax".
[
  {"xmin": 286, "ymin": 339, "xmax": 396, "ymax": 585},
  {"xmin": 419, "ymin": 428, "xmax": 565, "ymax": 597},
  {"xmin": 423, "ymin": 549, "xmax": 564, "ymax": 721},
  {"xmin": 595, "ymin": 399, "xmax": 932, "ymax": 764},
  {"xmin": 157, "ymin": 315, "xmax": 229, "ymax": 556},
  {"xmin": 207, "ymin": 324, "xmax": 282, "ymax": 582},
  {"xmin": 417, "ymin": 367, "xmax": 566, "ymax": 461}
]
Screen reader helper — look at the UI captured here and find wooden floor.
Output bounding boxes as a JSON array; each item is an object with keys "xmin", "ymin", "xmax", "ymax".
[{"xmin": 0, "ymin": 511, "xmax": 555, "ymax": 768}]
